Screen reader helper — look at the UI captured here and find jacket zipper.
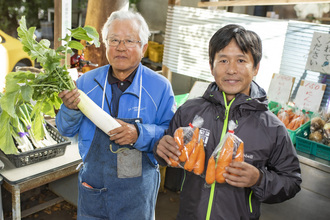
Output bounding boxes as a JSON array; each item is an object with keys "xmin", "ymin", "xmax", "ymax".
[
  {"xmin": 249, "ymin": 190, "xmax": 253, "ymax": 213},
  {"xmin": 206, "ymin": 92, "xmax": 235, "ymax": 220}
]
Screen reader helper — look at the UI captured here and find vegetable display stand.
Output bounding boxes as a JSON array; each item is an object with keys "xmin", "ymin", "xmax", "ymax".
[
  {"xmin": 4, "ymin": 123, "xmax": 71, "ymax": 168},
  {"xmin": 296, "ymin": 124, "xmax": 330, "ymax": 161}
]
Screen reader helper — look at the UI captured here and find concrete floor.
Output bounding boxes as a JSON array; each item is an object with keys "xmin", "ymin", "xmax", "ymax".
[{"xmin": 3, "ymin": 183, "xmax": 330, "ymax": 220}]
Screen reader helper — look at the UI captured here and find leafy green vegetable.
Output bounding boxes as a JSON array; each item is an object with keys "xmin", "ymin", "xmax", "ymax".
[{"xmin": 0, "ymin": 16, "xmax": 100, "ymax": 154}]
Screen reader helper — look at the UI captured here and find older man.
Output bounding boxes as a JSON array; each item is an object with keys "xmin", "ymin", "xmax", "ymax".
[{"xmin": 56, "ymin": 10, "xmax": 175, "ymax": 219}]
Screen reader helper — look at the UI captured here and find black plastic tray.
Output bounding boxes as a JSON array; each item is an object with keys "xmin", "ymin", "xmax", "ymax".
[{"xmin": 5, "ymin": 123, "xmax": 71, "ymax": 168}]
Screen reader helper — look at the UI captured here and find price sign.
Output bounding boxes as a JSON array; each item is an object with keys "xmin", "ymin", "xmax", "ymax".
[
  {"xmin": 305, "ymin": 32, "xmax": 330, "ymax": 74},
  {"xmin": 267, "ymin": 73, "xmax": 295, "ymax": 104},
  {"xmin": 294, "ymin": 80, "xmax": 326, "ymax": 112}
]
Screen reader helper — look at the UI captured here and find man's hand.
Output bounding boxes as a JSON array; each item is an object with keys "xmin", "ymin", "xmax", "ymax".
[
  {"xmin": 58, "ymin": 88, "xmax": 80, "ymax": 110},
  {"xmin": 156, "ymin": 135, "xmax": 181, "ymax": 166},
  {"xmin": 223, "ymin": 161, "xmax": 261, "ymax": 187},
  {"xmin": 108, "ymin": 119, "xmax": 138, "ymax": 146}
]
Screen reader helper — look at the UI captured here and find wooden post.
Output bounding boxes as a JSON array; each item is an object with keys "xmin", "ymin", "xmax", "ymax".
[
  {"xmin": 54, "ymin": 0, "xmax": 62, "ymax": 50},
  {"xmin": 54, "ymin": 0, "xmax": 71, "ymax": 66}
]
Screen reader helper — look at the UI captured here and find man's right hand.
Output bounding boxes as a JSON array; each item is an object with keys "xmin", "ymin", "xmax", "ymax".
[
  {"xmin": 156, "ymin": 135, "xmax": 181, "ymax": 166},
  {"xmin": 58, "ymin": 88, "xmax": 80, "ymax": 110}
]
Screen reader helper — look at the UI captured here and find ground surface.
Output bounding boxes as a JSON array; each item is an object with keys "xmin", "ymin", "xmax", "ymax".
[{"xmin": 2, "ymin": 185, "xmax": 180, "ymax": 220}]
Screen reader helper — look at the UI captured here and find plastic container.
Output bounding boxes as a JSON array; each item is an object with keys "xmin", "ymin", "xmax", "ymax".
[
  {"xmin": 148, "ymin": 42, "xmax": 164, "ymax": 63},
  {"xmin": 4, "ymin": 123, "xmax": 71, "ymax": 168},
  {"xmin": 296, "ymin": 123, "xmax": 330, "ymax": 161},
  {"xmin": 287, "ymin": 120, "xmax": 311, "ymax": 145},
  {"xmin": 268, "ymin": 101, "xmax": 282, "ymax": 114}
]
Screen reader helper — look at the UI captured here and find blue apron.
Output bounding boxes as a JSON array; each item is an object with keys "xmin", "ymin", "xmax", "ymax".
[{"xmin": 77, "ymin": 72, "xmax": 160, "ymax": 219}]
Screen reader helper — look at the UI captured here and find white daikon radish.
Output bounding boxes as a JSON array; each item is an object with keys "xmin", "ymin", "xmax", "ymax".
[{"xmin": 77, "ymin": 90, "xmax": 121, "ymax": 134}]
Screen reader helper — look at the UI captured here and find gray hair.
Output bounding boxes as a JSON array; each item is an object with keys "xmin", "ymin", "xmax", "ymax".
[{"xmin": 101, "ymin": 10, "xmax": 150, "ymax": 49}]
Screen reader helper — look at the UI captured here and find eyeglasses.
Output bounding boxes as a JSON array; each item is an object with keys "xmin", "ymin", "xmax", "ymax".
[{"xmin": 107, "ymin": 38, "xmax": 141, "ymax": 48}]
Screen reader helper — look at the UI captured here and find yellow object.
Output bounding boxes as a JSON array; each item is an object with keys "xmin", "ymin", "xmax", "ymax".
[
  {"xmin": 148, "ymin": 42, "xmax": 164, "ymax": 63},
  {"xmin": 159, "ymin": 165, "xmax": 167, "ymax": 193},
  {"xmin": 0, "ymin": 29, "xmax": 34, "ymax": 92}
]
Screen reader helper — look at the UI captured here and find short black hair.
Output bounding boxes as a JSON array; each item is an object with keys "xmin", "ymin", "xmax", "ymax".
[{"xmin": 209, "ymin": 24, "xmax": 262, "ymax": 69}]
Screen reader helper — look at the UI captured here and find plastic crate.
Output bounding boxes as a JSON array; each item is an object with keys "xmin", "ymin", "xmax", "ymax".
[
  {"xmin": 287, "ymin": 120, "xmax": 311, "ymax": 145},
  {"xmin": 296, "ymin": 124, "xmax": 330, "ymax": 161},
  {"xmin": 268, "ymin": 101, "xmax": 282, "ymax": 114},
  {"xmin": 5, "ymin": 123, "xmax": 71, "ymax": 168},
  {"xmin": 148, "ymin": 42, "xmax": 164, "ymax": 63}
]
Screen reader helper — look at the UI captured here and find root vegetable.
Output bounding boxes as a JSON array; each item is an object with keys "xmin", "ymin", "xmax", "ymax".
[
  {"xmin": 205, "ymin": 156, "xmax": 216, "ymax": 185},
  {"xmin": 193, "ymin": 139, "xmax": 205, "ymax": 175},
  {"xmin": 215, "ymin": 134, "xmax": 235, "ymax": 183},
  {"xmin": 309, "ymin": 131, "xmax": 323, "ymax": 143},
  {"xmin": 179, "ymin": 127, "xmax": 199, "ymax": 162}
]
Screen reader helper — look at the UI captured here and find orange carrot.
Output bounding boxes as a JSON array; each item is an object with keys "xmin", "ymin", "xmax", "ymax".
[
  {"xmin": 169, "ymin": 157, "xmax": 179, "ymax": 167},
  {"xmin": 278, "ymin": 111, "xmax": 290, "ymax": 127},
  {"xmin": 193, "ymin": 139, "xmax": 205, "ymax": 175},
  {"xmin": 233, "ymin": 142, "xmax": 244, "ymax": 162},
  {"xmin": 184, "ymin": 147, "xmax": 199, "ymax": 171},
  {"xmin": 179, "ymin": 127, "xmax": 199, "ymax": 162},
  {"xmin": 287, "ymin": 108, "xmax": 295, "ymax": 121},
  {"xmin": 174, "ymin": 127, "xmax": 184, "ymax": 151},
  {"xmin": 287, "ymin": 117, "xmax": 296, "ymax": 130},
  {"xmin": 205, "ymin": 156, "xmax": 216, "ymax": 184},
  {"xmin": 215, "ymin": 134, "xmax": 234, "ymax": 183},
  {"xmin": 184, "ymin": 138, "xmax": 203, "ymax": 172},
  {"xmin": 293, "ymin": 116, "xmax": 305, "ymax": 130}
]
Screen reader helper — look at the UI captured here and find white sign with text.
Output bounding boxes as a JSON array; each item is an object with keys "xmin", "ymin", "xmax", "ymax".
[{"xmin": 295, "ymin": 80, "xmax": 326, "ymax": 112}]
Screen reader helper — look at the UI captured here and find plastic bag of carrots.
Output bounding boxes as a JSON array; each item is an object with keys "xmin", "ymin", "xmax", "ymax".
[
  {"xmin": 205, "ymin": 120, "xmax": 244, "ymax": 185},
  {"xmin": 277, "ymin": 106, "xmax": 310, "ymax": 130},
  {"xmin": 169, "ymin": 115, "xmax": 206, "ymax": 176}
]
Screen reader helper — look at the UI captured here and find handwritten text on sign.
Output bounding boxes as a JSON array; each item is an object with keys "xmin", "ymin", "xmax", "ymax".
[
  {"xmin": 267, "ymin": 73, "xmax": 295, "ymax": 104},
  {"xmin": 305, "ymin": 32, "xmax": 330, "ymax": 74},
  {"xmin": 295, "ymin": 80, "xmax": 326, "ymax": 112}
]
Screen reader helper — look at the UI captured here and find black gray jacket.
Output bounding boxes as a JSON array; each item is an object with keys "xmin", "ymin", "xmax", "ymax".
[{"xmin": 154, "ymin": 81, "xmax": 301, "ymax": 220}]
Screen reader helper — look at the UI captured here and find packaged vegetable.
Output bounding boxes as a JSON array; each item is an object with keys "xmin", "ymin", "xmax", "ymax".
[
  {"xmin": 277, "ymin": 106, "xmax": 310, "ymax": 130},
  {"xmin": 169, "ymin": 116, "xmax": 205, "ymax": 175},
  {"xmin": 205, "ymin": 120, "xmax": 244, "ymax": 184}
]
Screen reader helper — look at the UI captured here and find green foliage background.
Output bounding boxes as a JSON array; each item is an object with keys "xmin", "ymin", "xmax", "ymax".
[{"xmin": 0, "ymin": 0, "xmax": 54, "ymax": 36}]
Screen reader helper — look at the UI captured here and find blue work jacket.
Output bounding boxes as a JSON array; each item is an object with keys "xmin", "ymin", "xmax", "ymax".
[{"xmin": 56, "ymin": 63, "xmax": 175, "ymax": 164}]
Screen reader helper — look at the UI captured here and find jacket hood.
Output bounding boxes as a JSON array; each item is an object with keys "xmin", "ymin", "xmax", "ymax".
[{"xmin": 202, "ymin": 80, "xmax": 268, "ymax": 112}]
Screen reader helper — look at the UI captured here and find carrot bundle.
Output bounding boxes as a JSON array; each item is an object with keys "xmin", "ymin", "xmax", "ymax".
[
  {"xmin": 167, "ymin": 116, "xmax": 206, "ymax": 176},
  {"xmin": 277, "ymin": 107, "xmax": 310, "ymax": 131},
  {"xmin": 205, "ymin": 121, "xmax": 244, "ymax": 184}
]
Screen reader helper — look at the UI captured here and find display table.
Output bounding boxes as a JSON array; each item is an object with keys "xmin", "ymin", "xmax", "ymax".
[
  {"xmin": 261, "ymin": 151, "xmax": 330, "ymax": 220},
  {"xmin": 0, "ymin": 143, "xmax": 81, "ymax": 220}
]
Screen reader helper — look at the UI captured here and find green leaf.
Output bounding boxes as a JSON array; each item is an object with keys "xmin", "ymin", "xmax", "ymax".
[
  {"xmin": 0, "ymin": 111, "xmax": 18, "ymax": 155},
  {"xmin": 21, "ymin": 85, "xmax": 33, "ymax": 102},
  {"xmin": 42, "ymin": 100, "xmax": 55, "ymax": 116},
  {"xmin": 30, "ymin": 101, "xmax": 44, "ymax": 141},
  {"xmin": 0, "ymin": 92, "xmax": 19, "ymax": 117},
  {"xmin": 56, "ymin": 45, "xmax": 66, "ymax": 53},
  {"xmin": 84, "ymin": 26, "xmax": 100, "ymax": 47},
  {"xmin": 68, "ymin": 40, "xmax": 85, "ymax": 50}
]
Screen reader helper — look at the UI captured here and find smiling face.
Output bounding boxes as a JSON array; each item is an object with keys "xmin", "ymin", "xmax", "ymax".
[
  {"xmin": 210, "ymin": 39, "xmax": 259, "ymax": 101},
  {"xmin": 106, "ymin": 19, "xmax": 148, "ymax": 80}
]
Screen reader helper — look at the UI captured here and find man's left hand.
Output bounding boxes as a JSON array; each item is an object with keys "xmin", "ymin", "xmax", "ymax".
[
  {"xmin": 223, "ymin": 162, "xmax": 260, "ymax": 188},
  {"xmin": 108, "ymin": 119, "xmax": 138, "ymax": 146}
]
